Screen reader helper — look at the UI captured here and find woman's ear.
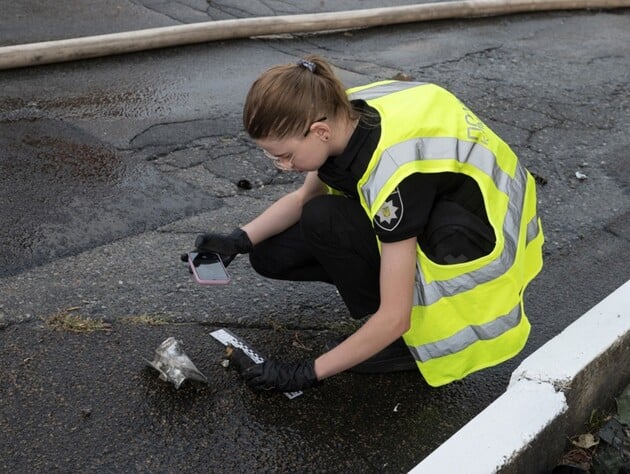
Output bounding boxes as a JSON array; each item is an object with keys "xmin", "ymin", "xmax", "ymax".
[{"xmin": 312, "ymin": 122, "xmax": 330, "ymax": 141}]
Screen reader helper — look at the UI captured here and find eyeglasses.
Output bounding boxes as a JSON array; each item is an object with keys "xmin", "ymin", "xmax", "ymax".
[
  {"xmin": 262, "ymin": 116, "xmax": 327, "ymax": 171},
  {"xmin": 263, "ymin": 149, "xmax": 295, "ymax": 170}
]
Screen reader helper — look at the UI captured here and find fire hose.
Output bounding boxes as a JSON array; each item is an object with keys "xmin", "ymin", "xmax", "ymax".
[{"xmin": 0, "ymin": 0, "xmax": 627, "ymax": 70}]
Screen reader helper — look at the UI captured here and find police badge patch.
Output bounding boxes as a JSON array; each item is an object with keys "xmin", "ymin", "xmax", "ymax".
[{"xmin": 375, "ymin": 188, "xmax": 404, "ymax": 231}]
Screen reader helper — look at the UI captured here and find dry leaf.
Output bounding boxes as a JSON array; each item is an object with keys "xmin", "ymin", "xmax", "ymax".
[{"xmin": 571, "ymin": 433, "xmax": 598, "ymax": 449}]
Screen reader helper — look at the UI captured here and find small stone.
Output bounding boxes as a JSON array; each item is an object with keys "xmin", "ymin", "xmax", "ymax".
[{"xmin": 237, "ymin": 179, "xmax": 252, "ymax": 190}]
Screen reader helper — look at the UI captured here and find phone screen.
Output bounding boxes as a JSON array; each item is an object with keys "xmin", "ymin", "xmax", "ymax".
[{"xmin": 189, "ymin": 252, "xmax": 230, "ymax": 284}]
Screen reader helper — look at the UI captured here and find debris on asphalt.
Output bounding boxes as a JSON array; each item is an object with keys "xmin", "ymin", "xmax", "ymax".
[
  {"xmin": 575, "ymin": 171, "xmax": 588, "ymax": 180},
  {"xmin": 146, "ymin": 337, "xmax": 207, "ymax": 389},
  {"xmin": 292, "ymin": 332, "xmax": 313, "ymax": 351},
  {"xmin": 237, "ymin": 179, "xmax": 252, "ymax": 189},
  {"xmin": 390, "ymin": 72, "xmax": 413, "ymax": 81},
  {"xmin": 531, "ymin": 172, "xmax": 548, "ymax": 185}
]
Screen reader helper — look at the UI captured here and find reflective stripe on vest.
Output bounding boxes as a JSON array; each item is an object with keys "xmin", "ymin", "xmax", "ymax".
[
  {"xmin": 348, "ymin": 80, "xmax": 420, "ymax": 100},
  {"xmin": 409, "ymin": 301, "xmax": 522, "ymax": 362}
]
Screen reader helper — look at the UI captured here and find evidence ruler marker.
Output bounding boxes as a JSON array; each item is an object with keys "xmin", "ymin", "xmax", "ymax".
[{"xmin": 210, "ymin": 328, "xmax": 303, "ymax": 400}]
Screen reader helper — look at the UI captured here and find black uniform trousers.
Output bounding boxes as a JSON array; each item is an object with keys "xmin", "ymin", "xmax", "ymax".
[
  {"xmin": 248, "ymin": 194, "xmax": 493, "ymax": 319},
  {"xmin": 249, "ymin": 195, "xmax": 381, "ymax": 319}
]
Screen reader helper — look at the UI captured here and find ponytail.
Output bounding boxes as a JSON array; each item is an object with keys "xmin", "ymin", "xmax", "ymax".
[{"xmin": 243, "ymin": 55, "xmax": 358, "ymax": 139}]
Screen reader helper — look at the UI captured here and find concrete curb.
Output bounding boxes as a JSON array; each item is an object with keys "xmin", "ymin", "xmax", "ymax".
[{"xmin": 410, "ymin": 279, "xmax": 630, "ymax": 473}]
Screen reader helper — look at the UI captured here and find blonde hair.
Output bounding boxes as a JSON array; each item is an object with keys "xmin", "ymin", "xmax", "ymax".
[{"xmin": 243, "ymin": 55, "xmax": 359, "ymax": 140}]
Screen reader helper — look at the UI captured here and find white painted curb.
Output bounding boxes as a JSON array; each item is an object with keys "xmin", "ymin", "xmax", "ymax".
[
  {"xmin": 409, "ymin": 279, "xmax": 630, "ymax": 474},
  {"xmin": 410, "ymin": 379, "xmax": 567, "ymax": 473},
  {"xmin": 511, "ymin": 279, "xmax": 630, "ymax": 388}
]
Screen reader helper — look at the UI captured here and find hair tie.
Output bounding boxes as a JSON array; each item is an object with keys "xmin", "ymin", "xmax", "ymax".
[{"xmin": 297, "ymin": 59, "xmax": 316, "ymax": 73}]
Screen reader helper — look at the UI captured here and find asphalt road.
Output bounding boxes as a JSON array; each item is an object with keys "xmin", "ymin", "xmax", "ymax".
[{"xmin": 1, "ymin": 2, "xmax": 629, "ymax": 472}]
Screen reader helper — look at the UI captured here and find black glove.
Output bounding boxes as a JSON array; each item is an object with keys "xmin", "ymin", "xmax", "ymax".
[
  {"xmin": 181, "ymin": 228, "xmax": 253, "ymax": 267},
  {"xmin": 228, "ymin": 347, "xmax": 319, "ymax": 393},
  {"xmin": 195, "ymin": 228, "xmax": 252, "ymax": 267}
]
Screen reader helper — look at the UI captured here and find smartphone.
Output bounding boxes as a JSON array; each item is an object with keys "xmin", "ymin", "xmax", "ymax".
[{"xmin": 188, "ymin": 252, "xmax": 230, "ymax": 285}]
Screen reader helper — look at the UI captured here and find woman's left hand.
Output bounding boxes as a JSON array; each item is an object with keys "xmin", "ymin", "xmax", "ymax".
[{"xmin": 228, "ymin": 347, "xmax": 319, "ymax": 393}]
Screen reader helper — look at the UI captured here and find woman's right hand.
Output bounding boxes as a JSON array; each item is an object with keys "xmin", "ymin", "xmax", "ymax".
[
  {"xmin": 195, "ymin": 228, "xmax": 253, "ymax": 266},
  {"xmin": 181, "ymin": 228, "xmax": 253, "ymax": 267}
]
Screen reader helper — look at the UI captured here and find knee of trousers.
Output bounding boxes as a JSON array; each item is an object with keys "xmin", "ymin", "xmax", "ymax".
[{"xmin": 248, "ymin": 250, "xmax": 280, "ymax": 279}]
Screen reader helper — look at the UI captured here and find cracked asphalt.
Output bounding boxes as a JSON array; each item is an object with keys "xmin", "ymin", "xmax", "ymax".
[{"xmin": 1, "ymin": 2, "xmax": 629, "ymax": 472}]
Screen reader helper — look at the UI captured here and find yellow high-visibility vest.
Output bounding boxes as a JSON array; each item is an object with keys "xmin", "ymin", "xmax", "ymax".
[{"xmin": 347, "ymin": 81, "xmax": 544, "ymax": 386}]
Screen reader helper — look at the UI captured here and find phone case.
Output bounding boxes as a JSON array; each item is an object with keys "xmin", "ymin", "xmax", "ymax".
[{"xmin": 188, "ymin": 252, "xmax": 231, "ymax": 285}]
